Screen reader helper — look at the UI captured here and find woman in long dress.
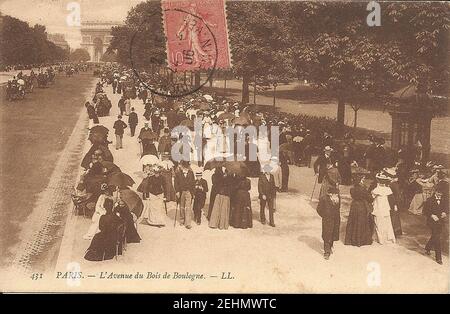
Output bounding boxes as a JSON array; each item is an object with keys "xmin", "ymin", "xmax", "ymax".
[
  {"xmin": 207, "ymin": 166, "xmax": 225, "ymax": 220},
  {"xmin": 83, "ymin": 183, "xmax": 113, "ymax": 240},
  {"xmin": 137, "ymin": 166, "xmax": 166, "ymax": 227},
  {"xmin": 345, "ymin": 177, "xmax": 373, "ymax": 246},
  {"xmin": 230, "ymin": 176, "xmax": 253, "ymax": 229},
  {"xmin": 408, "ymin": 171, "xmax": 433, "ymax": 215},
  {"xmin": 85, "ymin": 198, "xmax": 123, "ymax": 261},
  {"xmin": 159, "ymin": 155, "xmax": 176, "ymax": 203},
  {"xmin": 114, "ymin": 199, "xmax": 141, "ymax": 243},
  {"xmin": 209, "ymin": 169, "xmax": 232, "ymax": 229},
  {"xmin": 371, "ymin": 173, "xmax": 396, "ymax": 244}
]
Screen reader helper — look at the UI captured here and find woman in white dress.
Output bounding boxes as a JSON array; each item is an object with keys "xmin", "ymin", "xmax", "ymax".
[
  {"xmin": 83, "ymin": 183, "xmax": 113, "ymax": 240},
  {"xmin": 371, "ymin": 173, "xmax": 396, "ymax": 244},
  {"xmin": 137, "ymin": 166, "xmax": 166, "ymax": 227}
]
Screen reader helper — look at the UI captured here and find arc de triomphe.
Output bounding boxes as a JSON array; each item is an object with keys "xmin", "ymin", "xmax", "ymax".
[{"xmin": 80, "ymin": 21, "xmax": 122, "ymax": 62}]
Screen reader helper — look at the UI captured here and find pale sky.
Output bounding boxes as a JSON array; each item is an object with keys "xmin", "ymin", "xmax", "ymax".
[{"xmin": 0, "ymin": 0, "xmax": 148, "ymax": 49}]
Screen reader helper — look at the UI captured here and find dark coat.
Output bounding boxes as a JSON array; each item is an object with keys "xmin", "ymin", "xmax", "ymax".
[
  {"xmin": 193, "ymin": 178, "xmax": 208, "ymax": 211},
  {"xmin": 84, "ymin": 212, "xmax": 123, "ymax": 261},
  {"xmin": 230, "ymin": 177, "xmax": 252, "ymax": 229},
  {"xmin": 258, "ymin": 173, "xmax": 276, "ymax": 200},
  {"xmin": 317, "ymin": 195, "xmax": 340, "ymax": 243},
  {"xmin": 128, "ymin": 112, "xmax": 138, "ymax": 126},
  {"xmin": 345, "ymin": 184, "xmax": 373, "ymax": 246},
  {"xmin": 158, "ymin": 135, "xmax": 172, "ymax": 154},
  {"xmin": 208, "ymin": 168, "xmax": 225, "ymax": 217},
  {"xmin": 314, "ymin": 154, "xmax": 332, "ymax": 184},
  {"xmin": 114, "ymin": 204, "xmax": 140, "ymax": 243},
  {"xmin": 113, "ymin": 120, "xmax": 127, "ymax": 135},
  {"xmin": 423, "ymin": 195, "xmax": 449, "ymax": 226},
  {"xmin": 174, "ymin": 168, "xmax": 195, "ymax": 195},
  {"xmin": 137, "ymin": 175, "xmax": 164, "ymax": 196}
]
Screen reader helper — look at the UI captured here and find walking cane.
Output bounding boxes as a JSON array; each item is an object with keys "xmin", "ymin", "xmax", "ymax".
[
  {"xmin": 164, "ymin": 199, "xmax": 168, "ymax": 215},
  {"xmin": 174, "ymin": 199, "xmax": 179, "ymax": 228},
  {"xmin": 310, "ymin": 175, "xmax": 318, "ymax": 201}
]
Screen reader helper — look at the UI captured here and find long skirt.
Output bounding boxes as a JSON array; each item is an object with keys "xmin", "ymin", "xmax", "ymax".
[
  {"xmin": 345, "ymin": 201, "xmax": 373, "ymax": 247},
  {"xmin": 408, "ymin": 193, "xmax": 424, "ymax": 215},
  {"xmin": 208, "ymin": 194, "xmax": 230, "ymax": 230},
  {"xmin": 373, "ymin": 214, "xmax": 396, "ymax": 244},
  {"xmin": 390, "ymin": 210, "xmax": 402, "ymax": 237},
  {"xmin": 161, "ymin": 171, "xmax": 176, "ymax": 202},
  {"xmin": 144, "ymin": 194, "xmax": 166, "ymax": 226}
]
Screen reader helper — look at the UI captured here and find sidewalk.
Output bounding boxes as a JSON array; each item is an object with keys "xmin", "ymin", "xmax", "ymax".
[{"xmin": 49, "ymin": 84, "xmax": 449, "ymax": 293}]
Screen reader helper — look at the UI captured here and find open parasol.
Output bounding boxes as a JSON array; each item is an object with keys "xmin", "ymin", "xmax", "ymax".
[
  {"xmin": 204, "ymin": 158, "xmax": 227, "ymax": 171},
  {"xmin": 107, "ymin": 172, "xmax": 135, "ymax": 188},
  {"xmin": 89, "ymin": 125, "xmax": 109, "ymax": 135},
  {"xmin": 119, "ymin": 189, "xmax": 144, "ymax": 218},
  {"xmin": 225, "ymin": 161, "xmax": 249, "ymax": 177}
]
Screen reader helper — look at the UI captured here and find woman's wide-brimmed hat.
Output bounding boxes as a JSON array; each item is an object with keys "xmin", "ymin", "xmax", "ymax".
[
  {"xmin": 383, "ymin": 167, "xmax": 397, "ymax": 178},
  {"xmin": 324, "ymin": 146, "xmax": 333, "ymax": 152},
  {"xmin": 375, "ymin": 172, "xmax": 391, "ymax": 181}
]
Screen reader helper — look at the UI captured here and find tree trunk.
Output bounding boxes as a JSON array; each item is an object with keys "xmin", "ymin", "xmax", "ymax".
[
  {"xmin": 253, "ymin": 77, "xmax": 257, "ymax": 104},
  {"xmin": 224, "ymin": 76, "xmax": 227, "ymax": 96},
  {"xmin": 337, "ymin": 96, "xmax": 345, "ymax": 127},
  {"xmin": 273, "ymin": 84, "xmax": 277, "ymax": 107},
  {"xmin": 194, "ymin": 72, "xmax": 201, "ymax": 88},
  {"xmin": 242, "ymin": 74, "xmax": 250, "ymax": 104},
  {"xmin": 353, "ymin": 108, "xmax": 358, "ymax": 128},
  {"xmin": 209, "ymin": 73, "xmax": 213, "ymax": 87}
]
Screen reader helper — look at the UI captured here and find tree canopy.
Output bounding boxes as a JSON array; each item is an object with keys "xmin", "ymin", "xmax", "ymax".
[
  {"xmin": 0, "ymin": 15, "xmax": 68, "ymax": 65},
  {"xmin": 107, "ymin": 1, "xmax": 449, "ymax": 123},
  {"xmin": 69, "ymin": 48, "xmax": 90, "ymax": 62}
]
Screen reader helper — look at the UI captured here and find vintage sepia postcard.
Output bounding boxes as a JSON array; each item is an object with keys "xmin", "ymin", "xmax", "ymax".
[{"xmin": 0, "ymin": 0, "xmax": 448, "ymax": 296}]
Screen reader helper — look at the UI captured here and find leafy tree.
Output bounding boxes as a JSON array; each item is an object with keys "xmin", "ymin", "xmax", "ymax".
[
  {"xmin": 69, "ymin": 48, "xmax": 90, "ymax": 62},
  {"xmin": 227, "ymin": 1, "xmax": 295, "ymax": 104},
  {"xmin": 0, "ymin": 15, "xmax": 68, "ymax": 65}
]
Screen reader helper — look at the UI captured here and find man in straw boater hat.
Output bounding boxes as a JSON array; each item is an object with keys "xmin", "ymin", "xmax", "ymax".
[
  {"xmin": 423, "ymin": 183, "xmax": 448, "ymax": 264},
  {"xmin": 316, "ymin": 186, "xmax": 341, "ymax": 260},
  {"xmin": 192, "ymin": 168, "xmax": 208, "ymax": 225},
  {"xmin": 174, "ymin": 160, "xmax": 195, "ymax": 229},
  {"xmin": 313, "ymin": 146, "xmax": 334, "ymax": 184}
]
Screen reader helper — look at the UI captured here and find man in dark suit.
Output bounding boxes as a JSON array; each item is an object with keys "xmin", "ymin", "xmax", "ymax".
[
  {"xmin": 258, "ymin": 167, "xmax": 277, "ymax": 227},
  {"xmin": 423, "ymin": 184, "xmax": 448, "ymax": 264},
  {"xmin": 314, "ymin": 146, "xmax": 333, "ymax": 184},
  {"xmin": 174, "ymin": 161, "xmax": 195, "ymax": 229},
  {"xmin": 113, "ymin": 115, "xmax": 127, "ymax": 150},
  {"xmin": 316, "ymin": 186, "xmax": 341, "ymax": 260},
  {"xmin": 192, "ymin": 170, "xmax": 208, "ymax": 225},
  {"xmin": 128, "ymin": 107, "xmax": 138, "ymax": 137}
]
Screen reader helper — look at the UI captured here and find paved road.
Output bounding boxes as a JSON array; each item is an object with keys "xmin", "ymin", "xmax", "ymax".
[{"xmin": 0, "ymin": 72, "xmax": 95, "ymax": 268}]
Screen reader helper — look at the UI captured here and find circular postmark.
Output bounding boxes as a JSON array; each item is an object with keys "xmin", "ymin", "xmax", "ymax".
[{"xmin": 129, "ymin": 8, "xmax": 218, "ymax": 98}]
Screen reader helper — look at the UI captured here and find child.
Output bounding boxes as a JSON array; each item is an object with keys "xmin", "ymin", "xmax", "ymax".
[{"xmin": 192, "ymin": 170, "xmax": 208, "ymax": 225}]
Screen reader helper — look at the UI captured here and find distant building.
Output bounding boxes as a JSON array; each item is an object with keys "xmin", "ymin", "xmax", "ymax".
[
  {"xmin": 80, "ymin": 21, "xmax": 123, "ymax": 62},
  {"xmin": 47, "ymin": 33, "xmax": 70, "ymax": 51}
]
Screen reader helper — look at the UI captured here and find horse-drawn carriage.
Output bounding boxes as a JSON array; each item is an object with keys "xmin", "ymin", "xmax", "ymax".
[
  {"xmin": 24, "ymin": 75, "xmax": 34, "ymax": 93},
  {"xmin": 5, "ymin": 82, "xmax": 25, "ymax": 101}
]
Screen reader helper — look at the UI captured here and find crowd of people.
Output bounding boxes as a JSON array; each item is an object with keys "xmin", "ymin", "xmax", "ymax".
[{"xmin": 76, "ymin": 64, "xmax": 448, "ymax": 264}]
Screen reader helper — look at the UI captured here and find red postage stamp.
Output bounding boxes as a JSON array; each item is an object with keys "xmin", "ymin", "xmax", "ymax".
[{"xmin": 162, "ymin": 0, "xmax": 231, "ymax": 72}]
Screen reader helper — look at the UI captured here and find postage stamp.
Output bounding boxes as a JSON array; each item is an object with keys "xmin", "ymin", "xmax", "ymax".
[{"xmin": 161, "ymin": 0, "xmax": 232, "ymax": 72}]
